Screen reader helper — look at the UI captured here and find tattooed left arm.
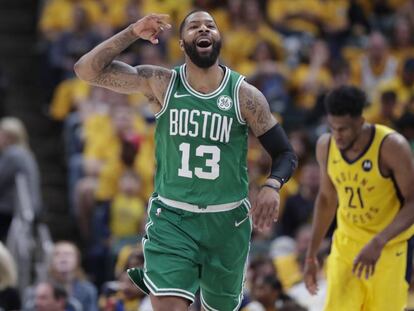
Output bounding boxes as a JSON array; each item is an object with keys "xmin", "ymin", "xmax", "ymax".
[
  {"xmin": 239, "ymin": 81, "xmax": 296, "ymax": 230},
  {"xmin": 239, "ymin": 81, "xmax": 277, "ymax": 136}
]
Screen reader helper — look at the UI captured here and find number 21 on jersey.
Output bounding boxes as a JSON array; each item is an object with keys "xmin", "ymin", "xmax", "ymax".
[
  {"xmin": 178, "ymin": 142, "xmax": 220, "ymax": 180},
  {"xmin": 345, "ymin": 186, "xmax": 364, "ymax": 208}
]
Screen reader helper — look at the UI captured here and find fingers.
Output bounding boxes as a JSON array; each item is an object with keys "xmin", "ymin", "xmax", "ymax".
[
  {"xmin": 140, "ymin": 14, "xmax": 171, "ymax": 44},
  {"xmin": 151, "ymin": 13, "xmax": 170, "ymax": 22},
  {"xmin": 251, "ymin": 201, "xmax": 265, "ymax": 230},
  {"xmin": 251, "ymin": 202, "xmax": 273, "ymax": 231},
  {"xmin": 250, "ymin": 188, "xmax": 279, "ymax": 231},
  {"xmin": 149, "ymin": 13, "xmax": 171, "ymax": 28},
  {"xmin": 365, "ymin": 264, "xmax": 371, "ymax": 280},
  {"xmin": 304, "ymin": 273, "xmax": 318, "ymax": 295},
  {"xmin": 353, "ymin": 259, "xmax": 376, "ymax": 279}
]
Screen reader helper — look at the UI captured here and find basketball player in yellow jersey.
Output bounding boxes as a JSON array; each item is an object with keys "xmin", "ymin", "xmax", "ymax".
[{"xmin": 304, "ymin": 85, "xmax": 414, "ymax": 311}]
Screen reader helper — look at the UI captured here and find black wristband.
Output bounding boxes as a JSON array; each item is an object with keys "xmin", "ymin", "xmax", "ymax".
[
  {"xmin": 258, "ymin": 124, "xmax": 298, "ymax": 187},
  {"xmin": 261, "ymin": 183, "xmax": 280, "ymax": 193}
]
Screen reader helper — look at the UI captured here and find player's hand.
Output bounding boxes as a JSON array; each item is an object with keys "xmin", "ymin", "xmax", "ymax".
[
  {"xmin": 352, "ymin": 237, "xmax": 384, "ymax": 279},
  {"xmin": 132, "ymin": 14, "xmax": 171, "ymax": 44},
  {"xmin": 250, "ymin": 183, "xmax": 280, "ymax": 231},
  {"xmin": 304, "ymin": 256, "xmax": 319, "ymax": 295}
]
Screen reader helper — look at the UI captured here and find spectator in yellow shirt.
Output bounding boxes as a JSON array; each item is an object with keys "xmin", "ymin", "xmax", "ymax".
[
  {"xmin": 39, "ymin": 0, "xmax": 103, "ymax": 40},
  {"xmin": 76, "ymin": 103, "xmax": 153, "ymax": 241},
  {"xmin": 221, "ymin": 0, "xmax": 283, "ymax": 68},
  {"xmin": 110, "ymin": 170, "xmax": 146, "ymax": 255},
  {"xmin": 350, "ymin": 31, "xmax": 398, "ymax": 99},
  {"xmin": 290, "ymin": 40, "xmax": 332, "ymax": 111},
  {"xmin": 267, "ymin": 0, "xmax": 324, "ymax": 36},
  {"xmin": 390, "ymin": 17, "xmax": 414, "ymax": 71},
  {"xmin": 368, "ymin": 57, "xmax": 414, "ymax": 119},
  {"xmin": 49, "ymin": 5, "xmax": 103, "ymax": 80},
  {"xmin": 49, "ymin": 78, "xmax": 90, "ymax": 121},
  {"xmin": 365, "ymin": 90, "xmax": 398, "ymax": 127}
]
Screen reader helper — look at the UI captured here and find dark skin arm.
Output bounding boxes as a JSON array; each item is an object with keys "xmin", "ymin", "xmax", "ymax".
[
  {"xmin": 239, "ymin": 81, "xmax": 280, "ymax": 231},
  {"xmin": 74, "ymin": 14, "xmax": 172, "ymax": 110},
  {"xmin": 352, "ymin": 133, "xmax": 414, "ymax": 279},
  {"xmin": 304, "ymin": 133, "xmax": 338, "ymax": 295}
]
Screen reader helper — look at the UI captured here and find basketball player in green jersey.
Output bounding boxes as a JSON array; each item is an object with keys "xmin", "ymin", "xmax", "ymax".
[
  {"xmin": 75, "ymin": 11, "xmax": 297, "ymax": 311},
  {"xmin": 304, "ymin": 86, "xmax": 414, "ymax": 310}
]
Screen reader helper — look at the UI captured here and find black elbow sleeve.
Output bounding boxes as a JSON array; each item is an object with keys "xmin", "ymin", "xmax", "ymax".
[{"xmin": 258, "ymin": 124, "xmax": 298, "ymax": 187}]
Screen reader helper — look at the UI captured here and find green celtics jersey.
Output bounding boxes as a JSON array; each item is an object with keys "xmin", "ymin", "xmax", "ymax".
[{"xmin": 154, "ymin": 64, "xmax": 248, "ymax": 205}]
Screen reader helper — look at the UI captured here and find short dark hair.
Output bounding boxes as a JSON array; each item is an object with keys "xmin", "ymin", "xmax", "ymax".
[
  {"xmin": 52, "ymin": 283, "xmax": 67, "ymax": 301},
  {"xmin": 38, "ymin": 281, "xmax": 67, "ymax": 301},
  {"xmin": 179, "ymin": 10, "xmax": 215, "ymax": 38},
  {"xmin": 380, "ymin": 90, "xmax": 397, "ymax": 103},
  {"xmin": 324, "ymin": 86, "xmax": 367, "ymax": 117},
  {"xmin": 403, "ymin": 57, "xmax": 414, "ymax": 73}
]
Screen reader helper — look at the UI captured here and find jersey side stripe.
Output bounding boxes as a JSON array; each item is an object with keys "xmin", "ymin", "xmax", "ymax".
[
  {"xmin": 234, "ymin": 75, "xmax": 246, "ymax": 124},
  {"xmin": 155, "ymin": 70, "xmax": 177, "ymax": 119}
]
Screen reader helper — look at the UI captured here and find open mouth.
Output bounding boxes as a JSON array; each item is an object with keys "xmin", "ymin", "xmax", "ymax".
[{"xmin": 196, "ymin": 38, "xmax": 213, "ymax": 51}]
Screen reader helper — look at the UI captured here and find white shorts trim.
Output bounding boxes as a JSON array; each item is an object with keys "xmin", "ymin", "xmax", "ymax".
[{"xmin": 157, "ymin": 195, "xmax": 244, "ymax": 213}]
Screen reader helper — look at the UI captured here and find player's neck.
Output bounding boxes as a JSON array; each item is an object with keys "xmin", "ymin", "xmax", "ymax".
[
  {"xmin": 344, "ymin": 123, "xmax": 373, "ymax": 156},
  {"xmin": 184, "ymin": 62, "xmax": 224, "ymax": 94}
]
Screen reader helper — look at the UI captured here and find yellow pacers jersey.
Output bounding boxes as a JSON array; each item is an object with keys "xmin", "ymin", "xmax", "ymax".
[{"xmin": 328, "ymin": 124, "xmax": 414, "ymax": 244}]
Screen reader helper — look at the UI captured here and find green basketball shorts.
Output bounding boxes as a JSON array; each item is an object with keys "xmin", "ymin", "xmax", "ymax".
[{"xmin": 129, "ymin": 193, "xmax": 252, "ymax": 311}]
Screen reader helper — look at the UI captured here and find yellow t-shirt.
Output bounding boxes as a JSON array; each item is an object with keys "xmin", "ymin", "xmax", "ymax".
[
  {"xmin": 327, "ymin": 124, "xmax": 414, "ymax": 244},
  {"xmin": 267, "ymin": 0, "xmax": 323, "ymax": 35},
  {"xmin": 49, "ymin": 78, "xmax": 90, "ymax": 120},
  {"xmin": 221, "ymin": 24, "xmax": 283, "ymax": 68},
  {"xmin": 379, "ymin": 78, "xmax": 413, "ymax": 113},
  {"xmin": 39, "ymin": 0, "xmax": 103, "ymax": 35},
  {"xmin": 94, "ymin": 136, "xmax": 155, "ymax": 201},
  {"xmin": 290, "ymin": 64, "xmax": 332, "ymax": 110},
  {"xmin": 364, "ymin": 110, "xmax": 396, "ymax": 129},
  {"xmin": 273, "ymin": 254, "xmax": 302, "ymax": 290},
  {"xmin": 110, "ymin": 193, "xmax": 145, "ymax": 238},
  {"xmin": 83, "ymin": 115, "xmax": 154, "ymax": 200},
  {"xmin": 321, "ymin": 0, "xmax": 349, "ymax": 31}
]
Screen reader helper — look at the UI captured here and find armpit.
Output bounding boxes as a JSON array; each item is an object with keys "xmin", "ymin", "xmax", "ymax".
[{"xmin": 140, "ymin": 66, "xmax": 173, "ymax": 107}]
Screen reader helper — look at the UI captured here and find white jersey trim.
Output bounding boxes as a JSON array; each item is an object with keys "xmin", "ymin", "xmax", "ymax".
[
  {"xmin": 180, "ymin": 64, "xmax": 230, "ymax": 99},
  {"xmin": 155, "ymin": 70, "xmax": 177, "ymax": 119},
  {"xmin": 234, "ymin": 75, "xmax": 246, "ymax": 124}
]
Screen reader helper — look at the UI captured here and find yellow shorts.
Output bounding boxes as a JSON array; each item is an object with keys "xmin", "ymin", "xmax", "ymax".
[{"xmin": 324, "ymin": 230, "xmax": 413, "ymax": 311}]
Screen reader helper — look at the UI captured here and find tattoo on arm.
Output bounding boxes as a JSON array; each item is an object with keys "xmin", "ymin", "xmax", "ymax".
[
  {"xmin": 75, "ymin": 26, "xmax": 137, "ymax": 80},
  {"xmin": 90, "ymin": 48, "xmax": 115, "ymax": 73},
  {"xmin": 240, "ymin": 82, "xmax": 277, "ymax": 136},
  {"xmin": 137, "ymin": 67, "xmax": 154, "ymax": 79},
  {"xmin": 90, "ymin": 61, "xmax": 145, "ymax": 93},
  {"xmin": 90, "ymin": 62, "xmax": 172, "ymax": 102}
]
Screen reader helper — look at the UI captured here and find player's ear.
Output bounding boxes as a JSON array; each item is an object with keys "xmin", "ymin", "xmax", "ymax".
[{"xmin": 179, "ymin": 39, "xmax": 184, "ymax": 51}]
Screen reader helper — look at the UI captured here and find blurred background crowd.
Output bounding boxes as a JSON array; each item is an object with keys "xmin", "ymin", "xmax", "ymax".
[{"xmin": 0, "ymin": 0, "xmax": 414, "ymax": 310}]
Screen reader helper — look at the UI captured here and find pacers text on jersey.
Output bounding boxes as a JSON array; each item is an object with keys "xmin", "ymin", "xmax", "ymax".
[{"xmin": 169, "ymin": 108, "xmax": 233, "ymax": 143}]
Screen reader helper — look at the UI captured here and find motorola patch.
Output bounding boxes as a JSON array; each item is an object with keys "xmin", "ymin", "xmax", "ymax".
[{"xmin": 362, "ymin": 159, "xmax": 372, "ymax": 172}]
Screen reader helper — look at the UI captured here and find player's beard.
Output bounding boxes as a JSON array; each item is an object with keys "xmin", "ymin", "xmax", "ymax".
[{"xmin": 183, "ymin": 38, "xmax": 222, "ymax": 68}]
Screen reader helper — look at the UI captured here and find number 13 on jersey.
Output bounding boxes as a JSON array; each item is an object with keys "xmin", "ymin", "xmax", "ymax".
[{"xmin": 178, "ymin": 143, "xmax": 220, "ymax": 180}]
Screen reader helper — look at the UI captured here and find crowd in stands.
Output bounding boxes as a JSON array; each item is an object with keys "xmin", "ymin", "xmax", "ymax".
[{"xmin": 1, "ymin": 0, "xmax": 414, "ymax": 310}]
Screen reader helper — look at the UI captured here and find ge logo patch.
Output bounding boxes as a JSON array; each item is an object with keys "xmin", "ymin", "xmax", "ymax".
[
  {"xmin": 217, "ymin": 95, "xmax": 232, "ymax": 111},
  {"xmin": 362, "ymin": 159, "xmax": 372, "ymax": 172}
]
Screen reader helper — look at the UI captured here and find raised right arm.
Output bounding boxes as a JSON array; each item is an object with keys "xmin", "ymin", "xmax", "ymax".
[{"xmin": 74, "ymin": 14, "xmax": 172, "ymax": 106}]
